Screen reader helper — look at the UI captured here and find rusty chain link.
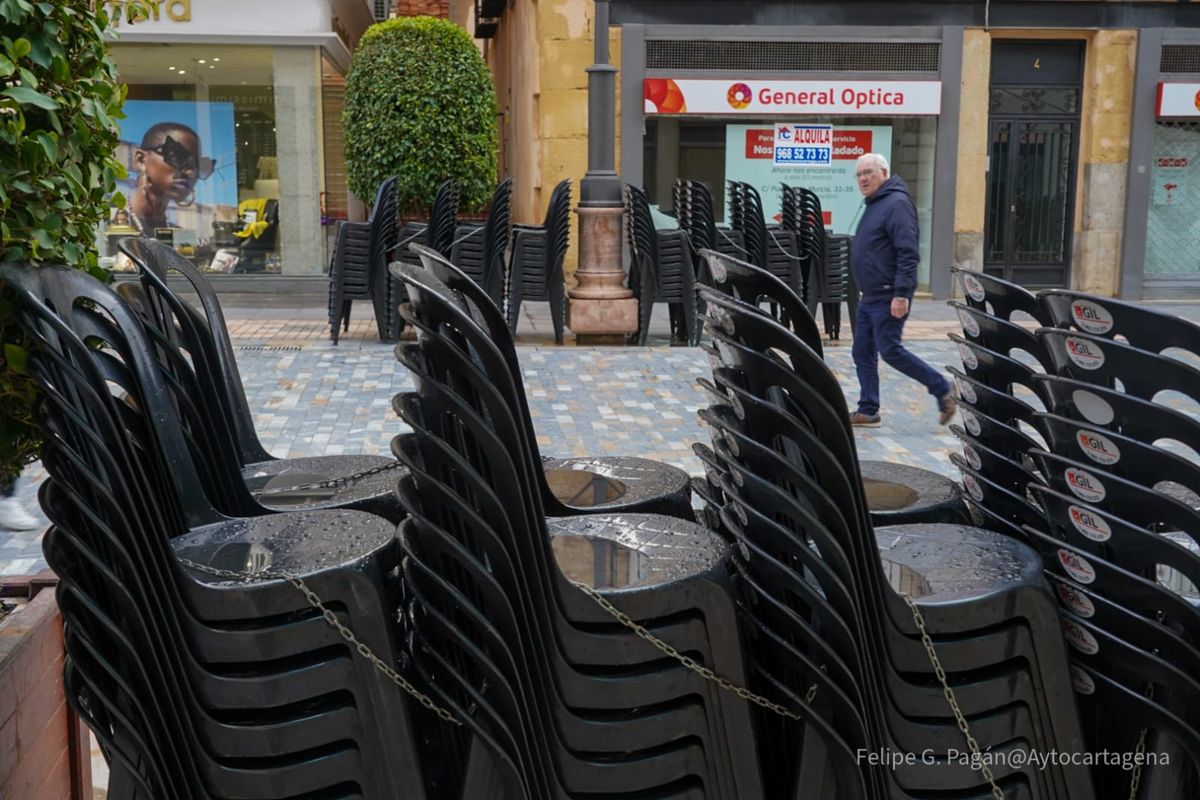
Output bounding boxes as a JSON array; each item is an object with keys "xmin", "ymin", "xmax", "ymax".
[
  {"xmin": 174, "ymin": 556, "xmax": 825, "ymax": 732},
  {"xmin": 569, "ymin": 579, "xmax": 819, "ymax": 719},
  {"xmin": 253, "ymin": 460, "xmax": 406, "ymax": 497}
]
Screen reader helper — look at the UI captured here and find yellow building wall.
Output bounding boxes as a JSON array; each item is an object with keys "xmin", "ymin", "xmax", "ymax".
[
  {"xmin": 489, "ymin": 0, "xmax": 620, "ymax": 283},
  {"xmin": 954, "ymin": 29, "xmax": 1136, "ymax": 295}
]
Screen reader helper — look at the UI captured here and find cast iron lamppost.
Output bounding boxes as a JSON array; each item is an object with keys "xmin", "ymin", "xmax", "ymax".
[{"xmin": 568, "ymin": 0, "xmax": 637, "ymax": 339}]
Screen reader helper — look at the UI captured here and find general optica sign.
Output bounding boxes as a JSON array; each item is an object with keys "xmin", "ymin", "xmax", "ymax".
[{"xmin": 644, "ymin": 79, "xmax": 941, "ymax": 116}]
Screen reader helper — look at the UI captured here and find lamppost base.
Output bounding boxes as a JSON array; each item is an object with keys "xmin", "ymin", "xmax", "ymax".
[{"xmin": 568, "ymin": 205, "xmax": 637, "ymax": 335}]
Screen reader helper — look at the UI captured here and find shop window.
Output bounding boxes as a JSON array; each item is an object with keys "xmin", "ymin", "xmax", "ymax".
[
  {"xmin": 100, "ymin": 44, "xmax": 282, "ymax": 275},
  {"xmin": 644, "ymin": 115, "xmax": 937, "ymax": 290},
  {"xmin": 1145, "ymin": 120, "xmax": 1200, "ymax": 279}
]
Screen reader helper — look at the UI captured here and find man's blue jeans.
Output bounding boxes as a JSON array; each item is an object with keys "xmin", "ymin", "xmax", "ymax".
[{"xmin": 852, "ymin": 297, "xmax": 950, "ymax": 416}]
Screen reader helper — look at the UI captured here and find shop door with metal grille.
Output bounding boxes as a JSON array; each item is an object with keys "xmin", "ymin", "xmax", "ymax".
[{"xmin": 984, "ymin": 42, "xmax": 1083, "ymax": 288}]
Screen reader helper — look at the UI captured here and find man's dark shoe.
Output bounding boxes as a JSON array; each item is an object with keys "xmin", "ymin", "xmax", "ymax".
[
  {"xmin": 937, "ymin": 392, "xmax": 958, "ymax": 426},
  {"xmin": 850, "ymin": 412, "xmax": 882, "ymax": 428}
]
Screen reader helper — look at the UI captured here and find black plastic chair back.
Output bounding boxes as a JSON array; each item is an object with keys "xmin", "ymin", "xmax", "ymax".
[
  {"xmin": 1037, "ymin": 327, "xmax": 1200, "ymax": 405},
  {"xmin": 951, "ymin": 266, "xmax": 1050, "ymax": 324},
  {"xmin": 1039, "ymin": 288, "xmax": 1200, "ymax": 357}
]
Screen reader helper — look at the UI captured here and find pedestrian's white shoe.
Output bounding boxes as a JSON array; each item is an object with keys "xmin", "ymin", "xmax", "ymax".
[{"xmin": 0, "ymin": 496, "xmax": 41, "ymax": 531}]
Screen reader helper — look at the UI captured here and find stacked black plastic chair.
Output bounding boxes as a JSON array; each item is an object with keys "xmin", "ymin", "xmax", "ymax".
[
  {"xmin": 692, "ymin": 277, "xmax": 1094, "ymax": 800},
  {"xmin": 820, "ymin": 234, "xmax": 852, "ymax": 340},
  {"xmin": 389, "ymin": 255, "xmax": 765, "ymax": 798},
  {"xmin": 945, "ymin": 269, "xmax": 1055, "ymax": 547},
  {"xmin": 448, "ymin": 177, "xmax": 512, "ymax": 306},
  {"xmin": 727, "ymin": 181, "xmax": 804, "ymax": 298},
  {"xmin": 625, "ymin": 183, "xmax": 700, "ymax": 346},
  {"xmin": 1, "ymin": 263, "xmax": 432, "ymax": 799},
  {"xmin": 674, "ymin": 179, "xmax": 746, "ymax": 267},
  {"xmin": 117, "ymin": 238, "xmax": 407, "ymax": 522},
  {"xmin": 949, "ymin": 267, "xmax": 1200, "ymax": 798},
  {"xmin": 505, "ymin": 178, "xmax": 571, "ymax": 344},
  {"xmin": 327, "ymin": 175, "xmax": 397, "ymax": 344},
  {"xmin": 386, "ymin": 180, "xmax": 464, "ymax": 339},
  {"xmin": 780, "ymin": 184, "xmax": 826, "ymax": 304},
  {"xmin": 696, "ymin": 248, "xmax": 967, "ymax": 531},
  {"xmin": 395, "ymin": 179, "xmax": 462, "ymax": 263},
  {"xmin": 398, "ymin": 244, "xmax": 695, "ymax": 520}
]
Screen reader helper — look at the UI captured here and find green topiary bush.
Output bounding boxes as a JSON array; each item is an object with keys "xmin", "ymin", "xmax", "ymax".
[
  {"xmin": 343, "ymin": 16, "xmax": 498, "ymax": 216},
  {"xmin": 0, "ymin": 0, "xmax": 140, "ymax": 482}
]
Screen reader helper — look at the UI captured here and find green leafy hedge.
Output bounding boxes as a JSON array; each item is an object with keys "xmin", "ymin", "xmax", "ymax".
[
  {"xmin": 343, "ymin": 16, "xmax": 498, "ymax": 216},
  {"xmin": 0, "ymin": 0, "xmax": 136, "ymax": 482}
]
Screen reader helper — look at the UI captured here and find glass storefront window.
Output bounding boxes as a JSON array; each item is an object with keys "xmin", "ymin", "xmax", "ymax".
[
  {"xmin": 100, "ymin": 44, "xmax": 283, "ymax": 274},
  {"xmin": 644, "ymin": 115, "xmax": 938, "ymax": 291},
  {"xmin": 1145, "ymin": 119, "xmax": 1200, "ymax": 278}
]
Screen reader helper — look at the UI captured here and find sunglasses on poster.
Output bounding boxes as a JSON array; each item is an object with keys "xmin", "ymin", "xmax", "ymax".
[{"xmin": 144, "ymin": 134, "xmax": 215, "ymax": 180}]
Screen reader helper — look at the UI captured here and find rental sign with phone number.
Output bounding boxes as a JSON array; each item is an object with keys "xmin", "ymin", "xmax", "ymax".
[{"xmin": 774, "ymin": 125, "xmax": 833, "ymax": 165}]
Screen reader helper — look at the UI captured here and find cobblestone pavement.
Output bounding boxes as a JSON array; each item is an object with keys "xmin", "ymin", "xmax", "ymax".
[
  {"xmin": 0, "ymin": 317, "xmax": 964, "ymax": 576},
  {"xmin": 11, "ymin": 294, "xmax": 1200, "ymax": 576}
]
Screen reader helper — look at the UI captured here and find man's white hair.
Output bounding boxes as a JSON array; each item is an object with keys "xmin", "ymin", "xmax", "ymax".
[{"xmin": 856, "ymin": 153, "xmax": 890, "ymax": 174}]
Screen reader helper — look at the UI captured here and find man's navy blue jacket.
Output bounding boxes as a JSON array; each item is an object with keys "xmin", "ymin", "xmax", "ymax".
[{"xmin": 850, "ymin": 175, "xmax": 920, "ymax": 302}]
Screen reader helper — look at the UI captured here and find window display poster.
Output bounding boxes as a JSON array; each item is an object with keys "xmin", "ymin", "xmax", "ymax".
[
  {"xmin": 724, "ymin": 124, "xmax": 893, "ymax": 235},
  {"xmin": 110, "ymin": 99, "xmax": 238, "ymax": 242},
  {"xmin": 1153, "ymin": 157, "xmax": 1189, "ymax": 206}
]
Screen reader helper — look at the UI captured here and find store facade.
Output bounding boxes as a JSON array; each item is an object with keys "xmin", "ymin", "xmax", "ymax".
[
  {"xmin": 626, "ymin": 28, "xmax": 957, "ymax": 294},
  {"xmin": 99, "ymin": 0, "xmax": 377, "ymax": 287},
  {"xmin": 553, "ymin": 1, "xmax": 1200, "ymax": 300},
  {"xmin": 1121, "ymin": 31, "xmax": 1200, "ymax": 299}
]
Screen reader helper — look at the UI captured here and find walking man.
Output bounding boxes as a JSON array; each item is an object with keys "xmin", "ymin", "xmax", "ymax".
[{"xmin": 848, "ymin": 153, "xmax": 956, "ymax": 427}]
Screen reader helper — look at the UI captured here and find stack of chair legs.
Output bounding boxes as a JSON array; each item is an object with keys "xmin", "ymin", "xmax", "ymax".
[
  {"xmin": 625, "ymin": 183, "xmax": 700, "ymax": 346},
  {"xmin": 449, "ymin": 177, "xmax": 512, "ymax": 306},
  {"xmin": 1, "ymin": 263, "xmax": 431, "ymax": 799},
  {"xmin": 691, "ymin": 281, "xmax": 1094, "ymax": 800},
  {"xmin": 948, "ymin": 267, "xmax": 1200, "ymax": 797},
  {"xmin": 390, "ymin": 180, "xmax": 463, "ymax": 338},
  {"xmin": 389, "ymin": 257, "xmax": 764, "ymax": 798},
  {"xmin": 328, "ymin": 175, "xmax": 398, "ymax": 343},
  {"xmin": 820, "ymin": 233, "xmax": 852, "ymax": 340},
  {"xmin": 506, "ymin": 178, "xmax": 571, "ymax": 344}
]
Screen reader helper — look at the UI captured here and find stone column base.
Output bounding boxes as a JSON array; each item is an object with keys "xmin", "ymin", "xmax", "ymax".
[
  {"xmin": 568, "ymin": 205, "xmax": 637, "ymax": 338},
  {"xmin": 567, "ymin": 297, "xmax": 639, "ymax": 336}
]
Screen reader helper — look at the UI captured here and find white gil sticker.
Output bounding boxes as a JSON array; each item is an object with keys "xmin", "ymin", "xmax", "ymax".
[
  {"xmin": 964, "ymin": 444, "xmax": 983, "ymax": 471},
  {"xmin": 1065, "ymin": 336, "xmax": 1106, "ymax": 371},
  {"xmin": 1071, "ymin": 664, "xmax": 1096, "ymax": 695},
  {"xmin": 1058, "ymin": 548, "xmax": 1098, "ymax": 585},
  {"xmin": 1061, "ymin": 615, "xmax": 1100, "ymax": 655},
  {"xmin": 1071, "ymin": 299, "xmax": 1115, "ymax": 335},
  {"xmin": 957, "ymin": 379, "xmax": 978, "ymax": 405},
  {"xmin": 957, "ymin": 308, "xmax": 982, "ymax": 338},
  {"xmin": 1065, "ymin": 466, "xmax": 1107, "ymax": 503},
  {"xmin": 963, "ymin": 273, "xmax": 987, "ymax": 302},
  {"xmin": 961, "ymin": 409, "xmax": 982, "ymax": 437},
  {"xmin": 1076, "ymin": 428, "xmax": 1121, "ymax": 465},
  {"xmin": 958, "ymin": 343, "xmax": 979, "ymax": 371},
  {"xmin": 963, "ymin": 473, "xmax": 985, "ymax": 502},
  {"xmin": 1054, "ymin": 579, "xmax": 1097, "ymax": 618},
  {"xmin": 1068, "ymin": 504, "xmax": 1113, "ymax": 542}
]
